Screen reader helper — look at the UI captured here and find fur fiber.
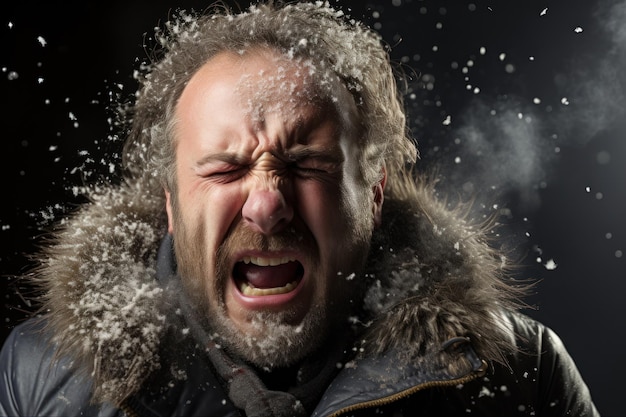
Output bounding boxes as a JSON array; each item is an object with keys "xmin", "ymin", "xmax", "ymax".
[{"xmin": 27, "ymin": 177, "xmax": 523, "ymax": 406}]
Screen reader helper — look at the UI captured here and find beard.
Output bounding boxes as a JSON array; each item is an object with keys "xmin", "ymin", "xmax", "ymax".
[{"xmin": 173, "ymin": 209, "xmax": 340, "ymax": 368}]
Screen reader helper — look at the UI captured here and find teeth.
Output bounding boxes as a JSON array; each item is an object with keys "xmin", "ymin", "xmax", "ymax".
[
  {"xmin": 240, "ymin": 281, "xmax": 297, "ymax": 296},
  {"xmin": 241, "ymin": 256, "xmax": 296, "ymax": 266}
]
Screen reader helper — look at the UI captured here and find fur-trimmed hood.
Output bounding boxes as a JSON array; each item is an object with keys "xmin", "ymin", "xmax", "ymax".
[{"xmin": 29, "ymin": 178, "xmax": 521, "ymax": 407}]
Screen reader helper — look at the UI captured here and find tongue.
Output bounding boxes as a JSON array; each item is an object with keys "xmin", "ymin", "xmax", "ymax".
[{"xmin": 236, "ymin": 261, "xmax": 301, "ymax": 289}]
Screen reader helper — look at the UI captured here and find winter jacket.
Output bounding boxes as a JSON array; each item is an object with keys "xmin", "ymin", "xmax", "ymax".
[{"xmin": 0, "ymin": 180, "xmax": 599, "ymax": 416}]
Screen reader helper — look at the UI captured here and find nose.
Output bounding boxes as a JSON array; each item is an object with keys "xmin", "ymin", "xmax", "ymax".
[{"xmin": 242, "ymin": 187, "xmax": 294, "ymax": 235}]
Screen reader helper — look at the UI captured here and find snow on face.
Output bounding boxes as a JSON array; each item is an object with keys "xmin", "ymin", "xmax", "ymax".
[
  {"xmin": 235, "ymin": 50, "xmax": 327, "ymax": 126},
  {"xmin": 169, "ymin": 48, "xmax": 371, "ymax": 369}
]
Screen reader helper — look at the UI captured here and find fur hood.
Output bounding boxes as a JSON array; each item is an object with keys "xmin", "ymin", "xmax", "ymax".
[{"xmin": 29, "ymin": 177, "xmax": 521, "ymax": 407}]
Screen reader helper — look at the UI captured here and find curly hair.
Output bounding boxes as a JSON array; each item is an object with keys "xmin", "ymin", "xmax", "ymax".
[{"xmin": 122, "ymin": 0, "xmax": 417, "ymax": 199}]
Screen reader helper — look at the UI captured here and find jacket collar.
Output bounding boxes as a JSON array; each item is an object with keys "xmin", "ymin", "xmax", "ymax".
[{"xmin": 31, "ymin": 179, "xmax": 519, "ymax": 407}]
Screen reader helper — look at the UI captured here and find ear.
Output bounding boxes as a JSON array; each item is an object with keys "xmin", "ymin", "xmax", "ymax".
[
  {"xmin": 165, "ymin": 189, "xmax": 175, "ymax": 234},
  {"xmin": 372, "ymin": 165, "xmax": 386, "ymax": 228}
]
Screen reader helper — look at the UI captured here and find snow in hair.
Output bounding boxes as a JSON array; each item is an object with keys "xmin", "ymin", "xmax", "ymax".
[{"xmin": 123, "ymin": 1, "xmax": 417, "ymax": 198}]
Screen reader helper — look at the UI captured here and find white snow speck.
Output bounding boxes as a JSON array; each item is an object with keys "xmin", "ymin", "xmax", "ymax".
[
  {"xmin": 478, "ymin": 386, "xmax": 494, "ymax": 398},
  {"xmin": 574, "ymin": 26, "xmax": 583, "ymax": 33},
  {"xmin": 37, "ymin": 36, "xmax": 47, "ymax": 47},
  {"xmin": 540, "ymin": 8, "xmax": 548, "ymax": 16},
  {"xmin": 544, "ymin": 259, "xmax": 557, "ymax": 270}
]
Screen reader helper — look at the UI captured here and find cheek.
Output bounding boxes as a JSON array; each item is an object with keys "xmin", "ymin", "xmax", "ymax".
[
  {"xmin": 296, "ymin": 180, "xmax": 360, "ymax": 245},
  {"xmin": 177, "ymin": 184, "xmax": 247, "ymax": 251}
]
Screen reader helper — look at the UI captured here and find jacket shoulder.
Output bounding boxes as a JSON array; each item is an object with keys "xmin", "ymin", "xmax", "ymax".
[
  {"xmin": 0, "ymin": 319, "xmax": 119, "ymax": 417},
  {"xmin": 493, "ymin": 311, "xmax": 600, "ymax": 416},
  {"xmin": 373, "ymin": 311, "xmax": 600, "ymax": 417}
]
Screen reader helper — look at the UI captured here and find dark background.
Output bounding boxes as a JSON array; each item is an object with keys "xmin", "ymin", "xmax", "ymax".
[{"xmin": 1, "ymin": 1, "xmax": 624, "ymax": 415}]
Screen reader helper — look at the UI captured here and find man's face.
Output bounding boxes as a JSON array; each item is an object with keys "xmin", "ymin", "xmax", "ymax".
[{"xmin": 166, "ymin": 49, "xmax": 384, "ymax": 367}]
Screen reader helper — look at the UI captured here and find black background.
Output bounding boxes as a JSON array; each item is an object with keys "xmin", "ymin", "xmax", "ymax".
[{"xmin": 2, "ymin": 1, "xmax": 625, "ymax": 415}]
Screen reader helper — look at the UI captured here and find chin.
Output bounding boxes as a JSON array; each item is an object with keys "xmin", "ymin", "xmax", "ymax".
[{"xmin": 213, "ymin": 308, "xmax": 327, "ymax": 368}]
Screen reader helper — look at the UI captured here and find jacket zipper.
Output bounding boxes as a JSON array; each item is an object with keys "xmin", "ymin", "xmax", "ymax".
[{"xmin": 326, "ymin": 360, "xmax": 488, "ymax": 417}]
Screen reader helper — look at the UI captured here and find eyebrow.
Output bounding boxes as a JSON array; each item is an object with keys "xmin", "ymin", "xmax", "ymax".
[
  {"xmin": 194, "ymin": 147, "xmax": 344, "ymax": 168},
  {"xmin": 194, "ymin": 152, "xmax": 249, "ymax": 167},
  {"xmin": 284, "ymin": 147, "xmax": 344, "ymax": 164}
]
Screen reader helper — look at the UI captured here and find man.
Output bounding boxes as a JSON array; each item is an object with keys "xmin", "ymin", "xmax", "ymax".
[{"xmin": 0, "ymin": 1, "xmax": 599, "ymax": 416}]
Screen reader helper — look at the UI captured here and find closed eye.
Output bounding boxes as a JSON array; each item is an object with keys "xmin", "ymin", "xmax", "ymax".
[
  {"xmin": 202, "ymin": 166, "xmax": 248, "ymax": 183},
  {"xmin": 291, "ymin": 159, "xmax": 340, "ymax": 179}
]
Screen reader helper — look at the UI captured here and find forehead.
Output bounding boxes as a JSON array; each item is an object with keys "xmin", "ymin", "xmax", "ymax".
[
  {"xmin": 234, "ymin": 49, "xmax": 323, "ymax": 120},
  {"xmin": 177, "ymin": 47, "xmax": 359, "ymax": 131}
]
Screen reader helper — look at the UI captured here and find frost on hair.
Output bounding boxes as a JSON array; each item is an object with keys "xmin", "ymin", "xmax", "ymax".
[{"xmin": 123, "ymin": 1, "xmax": 416, "ymax": 199}]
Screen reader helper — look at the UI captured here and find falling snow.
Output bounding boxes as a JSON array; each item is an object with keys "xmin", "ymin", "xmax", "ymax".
[{"xmin": 1, "ymin": 2, "xmax": 623, "ymax": 414}]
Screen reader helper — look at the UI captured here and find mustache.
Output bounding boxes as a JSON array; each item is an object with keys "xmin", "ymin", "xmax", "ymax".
[{"xmin": 219, "ymin": 220, "xmax": 317, "ymax": 257}]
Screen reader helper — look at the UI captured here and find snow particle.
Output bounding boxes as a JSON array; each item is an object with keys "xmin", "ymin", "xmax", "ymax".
[
  {"xmin": 596, "ymin": 150, "xmax": 611, "ymax": 165},
  {"xmin": 574, "ymin": 26, "xmax": 584, "ymax": 33},
  {"xmin": 544, "ymin": 259, "xmax": 557, "ymax": 270}
]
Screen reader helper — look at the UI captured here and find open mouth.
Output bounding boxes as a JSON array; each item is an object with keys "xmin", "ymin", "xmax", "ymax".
[{"xmin": 233, "ymin": 256, "xmax": 304, "ymax": 297}]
